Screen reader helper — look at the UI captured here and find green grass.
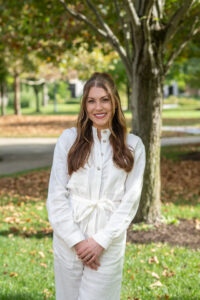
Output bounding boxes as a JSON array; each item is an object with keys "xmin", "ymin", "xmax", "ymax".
[
  {"xmin": 6, "ymin": 102, "xmax": 81, "ymax": 116},
  {"xmin": 122, "ymin": 243, "xmax": 200, "ymax": 300},
  {"xmin": 162, "ymin": 201, "xmax": 200, "ymax": 220},
  {"xmin": 161, "ymin": 144, "xmax": 200, "ymax": 161},
  {"xmin": 1, "ymin": 235, "xmax": 199, "ymax": 300},
  {"xmin": 5, "ymin": 96, "xmax": 200, "ymax": 119},
  {"xmin": 162, "ymin": 108, "xmax": 200, "ymax": 119},
  {"xmin": 0, "ymin": 236, "xmax": 54, "ymax": 300}
]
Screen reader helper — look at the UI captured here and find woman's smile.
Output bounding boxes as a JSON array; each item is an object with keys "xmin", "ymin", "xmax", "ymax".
[{"xmin": 94, "ymin": 113, "xmax": 107, "ymax": 119}]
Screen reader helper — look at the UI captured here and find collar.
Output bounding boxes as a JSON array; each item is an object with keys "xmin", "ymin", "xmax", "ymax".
[{"xmin": 92, "ymin": 126, "xmax": 111, "ymax": 142}]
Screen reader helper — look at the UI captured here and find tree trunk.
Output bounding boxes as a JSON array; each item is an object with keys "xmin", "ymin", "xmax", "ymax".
[
  {"xmin": 33, "ymin": 86, "xmax": 40, "ymax": 113},
  {"xmin": 126, "ymin": 81, "xmax": 132, "ymax": 111},
  {"xmin": 132, "ymin": 50, "xmax": 164, "ymax": 224},
  {"xmin": 0, "ymin": 81, "xmax": 7, "ymax": 116},
  {"xmin": 42, "ymin": 82, "xmax": 49, "ymax": 106},
  {"xmin": 14, "ymin": 73, "xmax": 21, "ymax": 115}
]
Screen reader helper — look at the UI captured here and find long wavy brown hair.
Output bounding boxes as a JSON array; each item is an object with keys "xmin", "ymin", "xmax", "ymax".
[{"xmin": 67, "ymin": 72, "xmax": 134, "ymax": 175}]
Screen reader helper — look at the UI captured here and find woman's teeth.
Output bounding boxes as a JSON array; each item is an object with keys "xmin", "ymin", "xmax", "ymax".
[{"xmin": 94, "ymin": 113, "xmax": 106, "ymax": 119}]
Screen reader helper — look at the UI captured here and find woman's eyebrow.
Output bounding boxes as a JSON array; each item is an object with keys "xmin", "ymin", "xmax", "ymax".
[{"xmin": 87, "ymin": 95, "xmax": 109, "ymax": 99}]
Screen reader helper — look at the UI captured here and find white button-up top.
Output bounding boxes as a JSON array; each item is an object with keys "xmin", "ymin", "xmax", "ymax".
[{"xmin": 46, "ymin": 126, "xmax": 146, "ymax": 250}]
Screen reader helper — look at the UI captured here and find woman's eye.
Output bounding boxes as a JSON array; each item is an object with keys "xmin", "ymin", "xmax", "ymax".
[
  {"xmin": 88, "ymin": 99, "xmax": 95, "ymax": 103},
  {"xmin": 102, "ymin": 98, "xmax": 109, "ymax": 102}
]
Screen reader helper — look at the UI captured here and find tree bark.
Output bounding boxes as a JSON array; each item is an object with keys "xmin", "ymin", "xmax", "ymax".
[
  {"xmin": 132, "ymin": 47, "xmax": 164, "ymax": 223},
  {"xmin": 14, "ymin": 73, "xmax": 21, "ymax": 115}
]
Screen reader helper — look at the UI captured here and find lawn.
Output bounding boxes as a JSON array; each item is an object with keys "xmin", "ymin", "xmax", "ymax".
[{"xmin": 0, "ymin": 144, "xmax": 199, "ymax": 300}]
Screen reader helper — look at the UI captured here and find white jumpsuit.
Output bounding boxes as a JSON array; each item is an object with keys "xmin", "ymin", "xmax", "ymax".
[{"xmin": 46, "ymin": 126, "xmax": 146, "ymax": 300}]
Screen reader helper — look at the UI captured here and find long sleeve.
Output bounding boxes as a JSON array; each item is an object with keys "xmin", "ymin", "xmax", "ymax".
[
  {"xmin": 92, "ymin": 136, "xmax": 146, "ymax": 250},
  {"xmin": 46, "ymin": 129, "xmax": 85, "ymax": 248}
]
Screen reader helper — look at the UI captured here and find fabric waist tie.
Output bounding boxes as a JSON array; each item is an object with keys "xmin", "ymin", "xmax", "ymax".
[{"xmin": 69, "ymin": 194, "xmax": 116, "ymax": 236}]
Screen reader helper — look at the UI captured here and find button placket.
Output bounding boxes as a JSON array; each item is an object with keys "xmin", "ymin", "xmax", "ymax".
[{"xmin": 93, "ymin": 141, "xmax": 102, "ymax": 200}]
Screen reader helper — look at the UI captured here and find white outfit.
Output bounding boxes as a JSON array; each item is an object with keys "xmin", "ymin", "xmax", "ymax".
[{"xmin": 46, "ymin": 126, "xmax": 146, "ymax": 300}]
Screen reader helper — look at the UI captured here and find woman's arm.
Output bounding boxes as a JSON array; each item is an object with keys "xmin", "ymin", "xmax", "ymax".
[
  {"xmin": 46, "ymin": 129, "xmax": 85, "ymax": 248},
  {"xmin": 92, "ymin": 136, "xmax": 146, "ymax": 250}
]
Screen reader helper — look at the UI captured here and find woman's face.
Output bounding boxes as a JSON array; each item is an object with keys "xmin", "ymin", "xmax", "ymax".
[{"xmin": 86, "ymin": 86, "xmax": 112, "ymax": 130}]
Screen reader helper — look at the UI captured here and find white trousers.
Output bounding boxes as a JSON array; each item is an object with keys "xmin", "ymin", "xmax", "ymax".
[{"xmin": 53, "ymin": 231, "xmax": 127, "ymax": 300}]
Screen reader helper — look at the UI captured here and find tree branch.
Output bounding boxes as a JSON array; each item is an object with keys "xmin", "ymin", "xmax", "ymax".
[
  {"xmin": 59, "ymin": 0, "xmax": 132, "ymax": 80},
  {"xmin": 114, "ymin": 0, "xmax": 131, "ymax": 62},
  {"xmin": 144, "ymin": 0, "xmax": 155, "ymax": 20},
  {"xmin": 84, "ymin": 0, "xmax": 132, "ymax": 79},
  {"xmin": 123, "ymin": 0, "xmax": 141, "ymax": 28},
  {"xmin": 21, "ymin": 79, "xmax": 45, "ymax": 86},
  {"xmin": 58, "ymin": 0, "xmax": 107, "ymax": 38},
  {"xmin": 155, "ymin": 0, "xmax": 166, "ymax": 19},
  {"xmin": 164, "ymin": 18, "xmax": 200, "ymax": 75},
  {"xmin": 163, "ymin": 0, "xmax": 195, "ymax": 46}
]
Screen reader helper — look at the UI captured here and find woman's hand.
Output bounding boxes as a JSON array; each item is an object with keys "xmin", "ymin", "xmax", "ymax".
[{"xmin": 74, "ymin": 238, "xmax": 104, "ymax": 269}]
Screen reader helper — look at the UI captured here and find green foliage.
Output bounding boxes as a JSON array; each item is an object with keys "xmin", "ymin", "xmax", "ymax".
[
  {"xmin": 109, "ymin": 59, "xmax": 127, "ymax": 89},
  {"xmin": 7, "ymin": 89, "xmax": 35, "ymax": 109},
  {"xmin": 47, "ymin": 81, "xmax": 70, "ymax": 103}
]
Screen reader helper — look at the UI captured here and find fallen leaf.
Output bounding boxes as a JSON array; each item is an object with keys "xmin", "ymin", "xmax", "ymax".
[
  {"xmin": 151, "ymin": 272, "xmax": 160, "ymax": 279},
  {"xmin": 195, "ymin": 219, "xmax": 200, "ymax": 230},
  {"xmin": 9, "ymin": 272, "xmax": 18, "ymax": 277},
  {"xmin": 150, "ymin": 280, "xmax": 163, "ymax": 288},
  {"xmin": 43, "ymin": 288, "xmax": 52, "ymax": 298},
  {"xmin": 148, "ymin": 256, "xmax": 159, "ymax": 264},
  {"xmin": 162, "ymin": 270, "xmax": 175, "ymax": 277},
  {"xmin": 40, "ymin": 263, "xmax": 47, "ymax": 268},
  {"xmin": 39, "ymin": 251, "xmax": 45, "ymax": 258}
]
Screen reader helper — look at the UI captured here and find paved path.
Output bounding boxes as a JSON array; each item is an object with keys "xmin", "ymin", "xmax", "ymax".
[
  {"xmin": 0, "ymin": 136, "xmax": 200, "ymax": 176},
  {"xmin": 0, "ymin": 138, "xmax": 57, "ymax": 175}
]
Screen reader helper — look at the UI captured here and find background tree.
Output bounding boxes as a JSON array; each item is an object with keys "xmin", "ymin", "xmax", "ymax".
[
  {"xmin": 57, "ymin": 0, "xmax": 200, "ymax": 223},
  {"xmin": 0, "ymin": 0, "xmax": 91, "ymax": 114},
  {"xmin": 166, "ymin": 36, "xmax": 200, "ymax": 94}
]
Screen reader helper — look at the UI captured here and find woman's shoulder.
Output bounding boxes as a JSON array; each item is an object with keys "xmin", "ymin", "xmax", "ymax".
[
  {"xmin": 126, "ymin": 132, "xmax": 144, "ymax": 150},
  {"xmin": 58, "ymin": 127, "xmax": 77, "ymax": 146}
]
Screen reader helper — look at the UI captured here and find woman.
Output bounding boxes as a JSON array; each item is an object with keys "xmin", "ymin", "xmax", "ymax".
[{"xmin": 46, "ymin": 72, "xmax": 146, "ymax": 300}]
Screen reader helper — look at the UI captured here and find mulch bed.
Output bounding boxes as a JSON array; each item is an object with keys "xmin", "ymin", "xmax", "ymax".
[{"xmin": 127, "ymin": 218, "xmax": 200, "ymax": 250}]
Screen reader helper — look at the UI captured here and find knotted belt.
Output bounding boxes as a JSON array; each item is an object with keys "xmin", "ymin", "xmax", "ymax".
[{"xmin": 69, "ymin": 194, "xmax": 116, "ymax": 236}]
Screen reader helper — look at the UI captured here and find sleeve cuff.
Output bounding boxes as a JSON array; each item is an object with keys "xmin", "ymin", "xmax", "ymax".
[
  {"xmin": 64, "ymin": 232, "xmax": 86, "ymax": 248},
  {"xmin": 92, "ymin": 231, "xmax": 112, "ymax": 250}
]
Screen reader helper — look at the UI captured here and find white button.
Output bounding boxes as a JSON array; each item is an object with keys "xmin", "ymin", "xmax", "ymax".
[
  {"xmin": 103, "ymin": 140, "xmax": 106, "ymax": 143},
  {"xmin": 97, "ymin": 167, "xmax": 101, "ymax": 170}
]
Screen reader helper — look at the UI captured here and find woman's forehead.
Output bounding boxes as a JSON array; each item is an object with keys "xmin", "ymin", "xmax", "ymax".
[{"xmin": 87, "ymin": 86, "xmax": 109, "ymax": 98}]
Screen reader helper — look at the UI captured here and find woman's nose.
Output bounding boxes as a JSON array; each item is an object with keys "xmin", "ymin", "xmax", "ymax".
[{"xmin": 95, "ymin": 101, "xmax": 103, "ymax": 110}]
